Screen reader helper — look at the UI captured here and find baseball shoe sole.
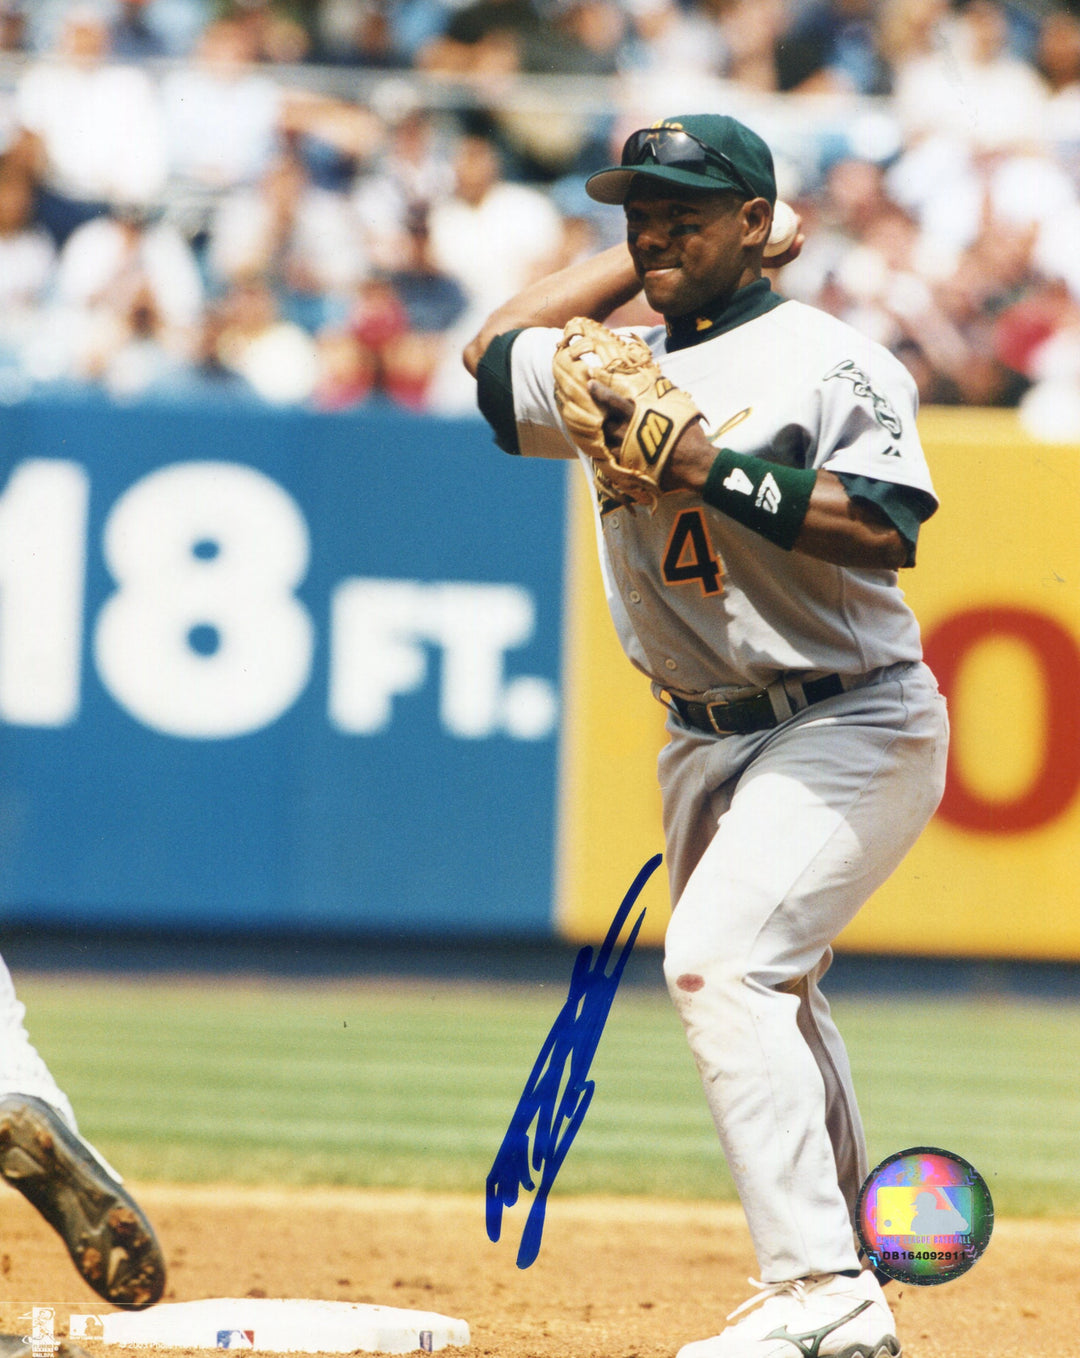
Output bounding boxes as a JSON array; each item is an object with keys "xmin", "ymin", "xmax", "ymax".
[
  {"xmin": 803, "ymin": 1344, "xmax": 899, "ymax": 1358},
  {"xmin": 0, "ymin": 1095, "xmax": 165, "ymax": 1308}
]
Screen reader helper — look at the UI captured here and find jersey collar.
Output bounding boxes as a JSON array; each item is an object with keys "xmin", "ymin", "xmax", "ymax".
[{"xmin": 664, "ymin": 277, "xmax": 785, "ymax": 352}]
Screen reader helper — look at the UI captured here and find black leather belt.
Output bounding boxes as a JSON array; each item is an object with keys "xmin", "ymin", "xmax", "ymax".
[{"xmin": 671, "ymin": 674, "xmax": 845, "ymax": 736}]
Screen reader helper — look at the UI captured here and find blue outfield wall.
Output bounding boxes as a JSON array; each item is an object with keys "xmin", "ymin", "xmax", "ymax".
[{"xmin": 0, "ymin": 399, "xmax": 567, "ymax": 938}]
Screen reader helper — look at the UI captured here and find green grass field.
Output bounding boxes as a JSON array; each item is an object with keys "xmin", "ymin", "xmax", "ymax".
[{"xmin": 13, "ymin": 973, "xmax": 1080, "ymax": 1218}]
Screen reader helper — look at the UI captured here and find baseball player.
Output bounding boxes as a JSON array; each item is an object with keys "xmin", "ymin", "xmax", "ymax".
[
  {"xmin": 464, "ymin": 114, "xmax": 948, "ymax": 1357},
  {"xmin": 0, "ymin": 955, "xmax": 165, "ymax": 1309}
]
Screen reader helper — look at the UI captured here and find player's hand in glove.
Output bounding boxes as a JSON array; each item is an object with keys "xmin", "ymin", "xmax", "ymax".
[{"xmin": 552, "ymin": 316, "xmax": 704, "ymax": 509}]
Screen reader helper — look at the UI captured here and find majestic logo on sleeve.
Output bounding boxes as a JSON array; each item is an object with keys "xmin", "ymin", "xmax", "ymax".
[{"xmin": 824, "ymin": 360, "xmax": 903, "ymax": 438}]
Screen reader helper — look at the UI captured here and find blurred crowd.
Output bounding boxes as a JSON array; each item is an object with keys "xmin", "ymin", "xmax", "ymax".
[{"xmin": 1, "ymin": 0, "xmax": 1080, "ymax": 435}]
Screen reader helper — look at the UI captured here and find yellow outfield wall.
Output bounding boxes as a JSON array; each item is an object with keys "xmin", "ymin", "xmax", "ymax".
[{"xmin": 555, "ymin": 407, "xmax": 1080, "ymax": 960}]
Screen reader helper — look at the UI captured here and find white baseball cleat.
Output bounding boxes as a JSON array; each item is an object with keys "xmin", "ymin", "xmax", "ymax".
[{"xmin": 676, "ymin": 1270, "xmax": 901, "ymax": 1358}]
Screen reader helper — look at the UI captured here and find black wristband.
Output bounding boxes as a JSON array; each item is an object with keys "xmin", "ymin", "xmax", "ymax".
[{"xmin": 702, "ymin": 449, "xmax": 816, "ymax": 550}]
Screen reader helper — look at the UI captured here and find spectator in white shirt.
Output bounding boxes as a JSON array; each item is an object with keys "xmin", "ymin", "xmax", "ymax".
[
  {"xmin": 423, "ymin": 130, "xmax": 564, "ymax": 414},
  {"xmin": 207, "ymin": 153, "xmax": 369, "ymax": 296},
  {"xmin": 352, "ymin": 107, "xmax": 456, "ymax": 273},
  {"xmin": 890, "ymin": 0, "xmax": 1047, "ymax": 150},
  {"xmin": 161, "ymin": 17, "xmax": 282, "ymax": 192},
  {"xmin": 55, "ymin": 208, "xmax": 204, "ymax": 332},
  {"xmin": 0, "ymin": 169, "xmax": 55, "ymax": 312},
  {"xmin": 0, "ymin": 166, "xmax": 56, "ymax": 385},
  {"xmin": 426, "ymin": 131, "xmax": 563, "ymax": 319},
  {"xmin": 15, "ymin": 5, "xmax": 168, "ymax": 243},
  {"xmin": 203, "ymin": 276, "xmax": 319, "ymax": 405},
  {"xmin": 22, "ymin": 205, "xmax": 201, "ymax": 390}
]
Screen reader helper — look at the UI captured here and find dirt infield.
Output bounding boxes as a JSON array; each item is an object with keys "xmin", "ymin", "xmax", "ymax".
[{"xmin": 0, "ymin": 1185, "xmax": 1073, "ymax": 1358}]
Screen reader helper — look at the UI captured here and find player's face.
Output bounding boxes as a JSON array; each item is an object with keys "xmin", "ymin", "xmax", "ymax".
[{"xmin": 624, "ymin": 181, "xmax": 762, "ymax": 317}]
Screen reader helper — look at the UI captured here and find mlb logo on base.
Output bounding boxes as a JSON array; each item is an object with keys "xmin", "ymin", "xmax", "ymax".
[{"xmin": 216, "ymin": 1330, "xmax": 255, "ymax": 1349}]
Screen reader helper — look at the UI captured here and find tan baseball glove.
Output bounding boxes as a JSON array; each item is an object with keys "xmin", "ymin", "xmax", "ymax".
[{"xmin": 552, "ymin": 316, "xmax": 704, "ymax": 509}]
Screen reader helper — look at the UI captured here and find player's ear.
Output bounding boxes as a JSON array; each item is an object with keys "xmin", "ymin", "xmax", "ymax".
[{"xmin": 741, "ymin": 197, "xmax": 772, "ymax": 248}]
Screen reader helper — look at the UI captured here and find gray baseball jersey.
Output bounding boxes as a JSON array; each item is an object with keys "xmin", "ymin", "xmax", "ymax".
[{"xmin": 481, "ymin": 281, "xmax": 937, "ymax": 697}]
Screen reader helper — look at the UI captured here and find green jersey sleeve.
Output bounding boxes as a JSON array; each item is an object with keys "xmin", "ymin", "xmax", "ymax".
[
  {"xmin": 835, "ymin": 473, "xmax": 938, "ymax": 567},
  {"xmin": 476, "ymin": 329, "xmax": 525, "ymax": 455}
]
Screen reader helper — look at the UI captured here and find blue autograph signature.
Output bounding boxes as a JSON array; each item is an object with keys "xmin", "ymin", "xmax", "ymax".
[{"xmin": 485, "ymin": 853, "xmax": 662, "ymax": 1268}]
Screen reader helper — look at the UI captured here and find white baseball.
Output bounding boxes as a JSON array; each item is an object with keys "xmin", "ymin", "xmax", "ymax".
[{"xmin": 764, "ymin": 200, "xmax": 799, "ymax": 259}]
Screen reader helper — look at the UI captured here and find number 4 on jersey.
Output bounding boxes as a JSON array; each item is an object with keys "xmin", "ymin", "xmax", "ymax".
[{"xmin": 662, "ymin": 509, "xmax": 724, "ymax": 596}]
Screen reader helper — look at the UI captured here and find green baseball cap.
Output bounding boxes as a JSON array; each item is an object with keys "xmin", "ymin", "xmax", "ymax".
[{"xmin": 585, "ymin": 114, "xmax": 776, "ymax": 207}]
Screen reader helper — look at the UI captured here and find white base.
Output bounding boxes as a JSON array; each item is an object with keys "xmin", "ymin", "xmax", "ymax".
[{"xmin": 96, "ymin": 1299, "xmax": 471, "ymax": 1352}]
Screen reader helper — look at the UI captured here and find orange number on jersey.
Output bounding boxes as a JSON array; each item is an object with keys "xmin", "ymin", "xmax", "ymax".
[{"xmin": 662, "ymin": 509, "xmax": 724, "ymax": 596}]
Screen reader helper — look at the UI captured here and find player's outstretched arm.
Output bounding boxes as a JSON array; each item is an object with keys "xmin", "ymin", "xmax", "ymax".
[
  {"xmin": 463, "ymin": 244, "xmax": 642, "ymax": 377},
  {"xmin": 592, "ymin": 380, "xmax": 908, "ymax": 570},
  {"xmin": 663, "ymin": 417, "xmax": 907, "ymax": 569}
]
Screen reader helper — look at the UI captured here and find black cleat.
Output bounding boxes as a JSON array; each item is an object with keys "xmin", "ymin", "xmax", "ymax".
[{"xmin": 0, "ymin": 1095, "xmax": 165, "ymax": 1309}]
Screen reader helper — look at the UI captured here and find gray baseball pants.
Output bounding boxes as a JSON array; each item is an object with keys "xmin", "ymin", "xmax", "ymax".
[{"xmin": 659, "ymin": 660, "xmax": 949, "ymax": 1282}]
